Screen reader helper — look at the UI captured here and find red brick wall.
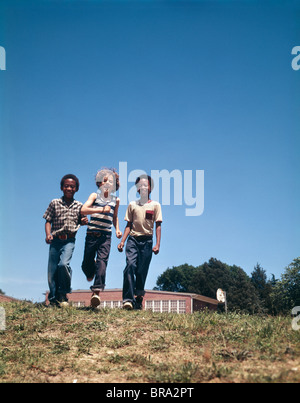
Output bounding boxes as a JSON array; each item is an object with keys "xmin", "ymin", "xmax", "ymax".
[
  {"xmin": 0, "ymin": 295, "xmax": 19, "ymax": 303},
  {"xmin": 193, "ymin": 298, "xmax": 218, "ymax": 312}
]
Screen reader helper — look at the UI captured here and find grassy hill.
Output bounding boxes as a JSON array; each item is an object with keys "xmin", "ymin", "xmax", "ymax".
[{"xmin": 0, "ymin": 301, "xmax": 299, "ymax": 383}]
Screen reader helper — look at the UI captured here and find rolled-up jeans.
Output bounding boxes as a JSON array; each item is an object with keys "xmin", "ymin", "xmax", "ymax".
[
  {"xmin": 122, "ymin": 235, "xmax": 153, "ymax": 305},
  {"xmin": 47, "ymin": 237, "xmax": 75, "ymax": 303}
]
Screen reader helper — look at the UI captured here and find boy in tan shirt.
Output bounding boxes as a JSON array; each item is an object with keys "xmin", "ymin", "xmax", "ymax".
[{"xmin": 118, "ymin": 175, "xmax": 162, "ymax": 310}]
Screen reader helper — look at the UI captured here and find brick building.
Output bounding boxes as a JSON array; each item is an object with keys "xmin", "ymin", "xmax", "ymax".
[
  {"xmin": 0, "ymin": 294, "xmax": 20, "ymax": 303},
  {"xmin": 47, "ymin": 289, "xmax": 219, "ymax": 314}
]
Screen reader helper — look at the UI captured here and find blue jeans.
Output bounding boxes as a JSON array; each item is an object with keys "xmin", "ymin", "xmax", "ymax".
[
  {"xmin": 122, "ymin": 236, "xmax": 153, "ymax": 305},
  {"xmin": 47, "ymin": 237, "xmax": 75, "ymax": 303}
]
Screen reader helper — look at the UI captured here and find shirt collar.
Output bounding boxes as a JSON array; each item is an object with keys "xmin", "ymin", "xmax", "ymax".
[{"xmin": 61, "ymin": 196, "xmax": 75, "ymax": 206}]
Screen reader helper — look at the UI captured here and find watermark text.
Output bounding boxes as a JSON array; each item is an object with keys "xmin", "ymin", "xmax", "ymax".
[
  {"xmin": 292, "ymin": 306, "xmax": 300, "ymax": 331},
  {"xmin": 0, "ymin": 307, "xmax": 5, "ymax": 331},
  {"xmin": 0, "ymin": 46, "xmax": 6, "ymax": 70},
  {"xmin": 118, "ymin": 162, "xmax": 204, "ymax": 216},
  {"xmin": 291, "ymin": 46, "xmax": 300, "ymax": 71}
]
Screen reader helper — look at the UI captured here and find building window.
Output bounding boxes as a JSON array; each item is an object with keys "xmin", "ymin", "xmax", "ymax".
[
  {"xmin": 145, "ymin": 300, "xmax": 186, "ymax": 314},
  {"xmin": 71, "ymin": 301, "xmax": 86, "ymax": 307},
  {"xmin": 99, "ymin": 300, "xmax": 122, "ymax": 309},
  {"xmin": 170, "ymin": 300, "xmax": 178, "ymax": 313},
  {"xmin": 113, "ymin": 301, "xmax": 121, "ymax": 308},
  {"xmin": 179, "ymin": 300, "xmax": 186, "ymax": 314},
  {"xmin": 153, "ymin": 300, "xmax": 161, "ymax": 312},
  {"xmin": 162, "ymin": 300, "xmax": 169, "ymax": 313}
]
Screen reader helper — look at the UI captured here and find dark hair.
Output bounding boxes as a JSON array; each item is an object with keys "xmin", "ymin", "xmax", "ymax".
[
  {"xmin": 135, "ymin": 174, "xmax": 154, "ymax": 192},
  {"xmin": 60, "ymin": 174, "xmax": 80, "ymax": 191}
]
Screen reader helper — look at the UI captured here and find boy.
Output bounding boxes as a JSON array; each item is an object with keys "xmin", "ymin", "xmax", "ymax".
[
  {"xmin": 118, "ymin": 174, "xmax": 162, "ymax": 310},
  {"xmin": 43, "ymin": 174, "xmax": 88, "ymax": 307},
  {"xmin": 81, "ymin": 168, "xmax": 122, "ymax": 307}
]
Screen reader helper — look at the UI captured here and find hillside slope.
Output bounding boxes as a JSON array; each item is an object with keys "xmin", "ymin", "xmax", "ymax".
[{"xmin": 0, "ymin": 302, "xmax": 299, "ymax": 383}]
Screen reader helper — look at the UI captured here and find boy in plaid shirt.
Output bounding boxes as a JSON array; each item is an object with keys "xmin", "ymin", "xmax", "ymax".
[{"xmin": 43, "ymin": 174, "xmax": 88, "ymax": 307}]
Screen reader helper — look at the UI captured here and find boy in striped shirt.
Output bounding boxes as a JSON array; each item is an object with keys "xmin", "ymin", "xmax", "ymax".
[{"xmin": 81, "ymin": 168, "xmax": 122, "ymax": 307}]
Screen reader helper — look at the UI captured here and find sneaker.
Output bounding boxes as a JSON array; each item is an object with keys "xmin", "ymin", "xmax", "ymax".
[
  {"xmin": 123, "ymin": 301, "xmax": 133, "ymax": 310},
  {"xmin": 91, "ymin": 294, "xmax": 101, "ymax": 308},
  {"xmin": 135, "ymin": 296, "xmax": 143, "ymax": 310},
  {"xmin": 57, "ymin": 294, "xmax": 69, "ymax": 308},
  {"xmin": 59, "ymin": 301, "xmax": 69, "ymax": 308}
]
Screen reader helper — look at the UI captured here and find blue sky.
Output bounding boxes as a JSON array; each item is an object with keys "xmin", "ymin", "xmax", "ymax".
[{"xmin": 0, "ymin": 0, "xmax": 299, "ymax": 302}]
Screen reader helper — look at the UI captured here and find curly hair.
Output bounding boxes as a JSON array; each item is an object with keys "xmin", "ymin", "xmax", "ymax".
[
  {"xmin": 95, "ymin": 168, "xmax": 120, "ymax": 191},
  {"xmin": 135, "ymin": 174, "xmax": 154, "ymax": 192},
  {"xmin": 60, "ymin": 174, "xmax": 80, "ymax": 191}
]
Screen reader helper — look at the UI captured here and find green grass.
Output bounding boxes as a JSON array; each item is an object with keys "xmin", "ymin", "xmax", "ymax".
[{"xmin": 0, "ymin": 301, "xmax": 299, "ymax": 383}]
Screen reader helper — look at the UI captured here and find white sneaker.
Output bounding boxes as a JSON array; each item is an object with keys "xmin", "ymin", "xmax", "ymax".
[
  {"xmin": 60, "ymin": 301, "xmax": 69, "ymax": 308},
  {"xmin": 91, "ymin": 294, "xmax": 101, "ymax": 308},
  {"xmin": 123, "ymin": 301, "xmax": 133, "ymax": 310}
]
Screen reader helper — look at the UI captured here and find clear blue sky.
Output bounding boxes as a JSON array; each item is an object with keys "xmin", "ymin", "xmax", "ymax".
[{"xmin": 0, "ymin": 0, "xmax": 299, "ymax": 302}]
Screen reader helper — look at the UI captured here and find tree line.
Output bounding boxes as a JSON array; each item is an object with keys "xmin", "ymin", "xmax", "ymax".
[{"xmin": 154, "ymin": 257, "xmax": 300, "ymax": 315}]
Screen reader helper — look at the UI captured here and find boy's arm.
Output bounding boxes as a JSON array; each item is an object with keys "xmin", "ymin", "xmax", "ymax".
[
  {"xmin": 113, "ymin": 198, "xmax": 122, "ymax": 238},
  {"xmin": 81, "ymin": 193, "xmax": 111, "ymax": 215},
  {"xmin": 45, "ymin": 221, "xmax": 53, "ymax": 244},
  {"xmin": 117, "ymin": 222, "xmax": 132, "ymax": 252},
  {"xmin": 79, "ymin": 213, "xmax": 89, "ymax": 226},
  {"xmin": 152, "ymin": 222, "xmax": 162, "ymax": 255}
]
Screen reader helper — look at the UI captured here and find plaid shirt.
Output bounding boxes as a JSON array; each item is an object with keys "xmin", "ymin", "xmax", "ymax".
[{"xmin": 43, "ymin": 197, "xmax": 83, "ymax": 236}]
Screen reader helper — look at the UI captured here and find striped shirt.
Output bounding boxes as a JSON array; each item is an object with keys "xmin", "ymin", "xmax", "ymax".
[
  {"xmin": 87, "ymin": 194, "xmax": 116, "ymax": 235},
  {"xmin": 43, "ymin": 197, "xmax": 83, "ymax": 236}
]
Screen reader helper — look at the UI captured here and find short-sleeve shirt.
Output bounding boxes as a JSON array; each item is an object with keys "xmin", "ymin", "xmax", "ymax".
[
  {"xmin": 125, "ymin": 200, "xmax": 162, "ymax": 237},
  {"xmin": 43, "ymin": 197, "xmax": 83, "ymax": 236}
]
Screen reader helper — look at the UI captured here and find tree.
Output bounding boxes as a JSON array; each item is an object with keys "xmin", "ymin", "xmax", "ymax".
[
  {"xmin": 228, "ymin": 264, "xmax": 261, "ymax": 313},
  {"xmin": 155, "ymin": 258, "xmax": 261, "ymax": 314},
  {"xmin": 251, "ymin": 264, "xmax": 273, "ymax": 313},
  {"xmin": 270, "ymin": 257, "xmax": 300, "ymax": 314},
  {"xmin": 155, "ymin": 264, "xmax": 197, "ymax": 292},
  {"xmin": 193, "ymin": 258, "xmax": 232, "ymax": 299}
]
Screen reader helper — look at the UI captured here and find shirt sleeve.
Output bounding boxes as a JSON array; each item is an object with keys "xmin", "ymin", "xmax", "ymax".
[
  {"xmin": 43, "ymin": 201, "xmax": 55, "ymax": 222},
  {"xmin": 124, "ymin": 203, "xmax": 133, "ymax": 222},
  {"xmin": 154, "ymin": 203, "xmax": 163, "ymax": 222}
]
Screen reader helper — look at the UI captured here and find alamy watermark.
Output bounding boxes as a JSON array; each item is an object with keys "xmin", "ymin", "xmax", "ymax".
[
  {"xmin": 117, "ymin": 162, "xmax": 204, "ymax": 217},
  {"xmin": 292, "ymin": 306, "xmax": 300, "ymax": 331},
  {"xmin": 291, "ymin": 46, "xmax": 300, "ymax": 71},
  {"xmin": 0, "ymin": 46, "xmax": 6, "ymax": 70},
  {"xmin": 0, "ymin": 307, "xmax": 5, "ymax": 331}
]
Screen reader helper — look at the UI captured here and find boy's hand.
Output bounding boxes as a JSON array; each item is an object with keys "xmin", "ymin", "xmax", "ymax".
[
  {"xmin": 152, "ymin": 245, "xmax": 160, "ymax": 255},
  {"xmin": 81, "ymin": 215, "xmax": 89, "ymax": 225},
  {"xmin": 103, "ymin": 205, "xmax": 111, "ymax": 213},
  {"xmin": 46, "ymin": 234, "xmax": 53, "ymax": 244},
  {"xmin": 116, "ymin": 230, "xmax": 122, "ymax": 239},
  {"xmin": 118, "ymin": 241, "xmax": 124, "ymax": 252}
]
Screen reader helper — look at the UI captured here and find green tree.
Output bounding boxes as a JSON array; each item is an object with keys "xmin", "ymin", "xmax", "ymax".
[
  {"xmin": 155, "ymin": 264, "xmax": 197, "ymax": 292},
  {"xmin": 155, "ymin": 258, "xmax": 261, "ymax": 313},
  {"xmin": 228, "ymin": 264, "xmax": 261, "ymax": 313},
  {"xmin": 251, "ymin": 263, "xmax": 273, "ymax": 313},
  {"xmin": 193, "ymin": 258, "xmax": 232, "ymax": 299},
  {"xmin": 270, "ymin": 257, "xmax": 300, "ymax": 314}
]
